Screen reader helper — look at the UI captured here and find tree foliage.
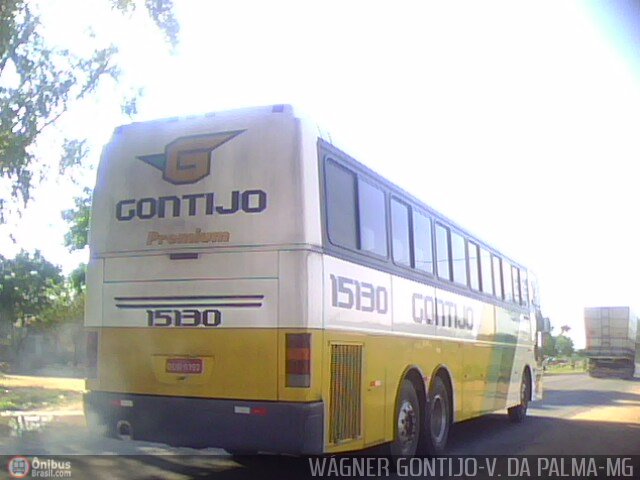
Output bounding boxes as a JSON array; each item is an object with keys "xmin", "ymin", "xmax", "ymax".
[
  {"xmin": 0, "ymin": 250, "xmax": 63, "ymax": 329},
  {"xmin": 39, "ymin": 277, "xmax": 84, "ymax": 328},
  {"xmin": 62, "ymin": 187, "xmax": 91, "ymax": 251},
  {"xmin": 0, "ymin": 0, "xmax": 118, "ymax": 220},
  {"xmin": 542, "ymin": 334, "xmax": 556, "ymax": 357},
  {"xmin": 0, "ymin": 0, "xmax": 179, "ymax": 221},
  {"xmin": 68, "ymin": 263, "xmax": 86, "ymax": 296},
  {"xmin": 0, "ymin": 251, "xmax": 84, "ymax": 364},
  {"xmin": 542, "ymin": 333, "xmax": 575, "ymax": 357},
  {"xmin": 554, "ymin": 335, "xmax": 574, "ymax": 356},
  {"xmin": 111, "ymin": 0, "xmax": 179, "ymax": 48}
]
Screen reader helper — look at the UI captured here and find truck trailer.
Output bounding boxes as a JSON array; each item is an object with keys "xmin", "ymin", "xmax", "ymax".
[{"xmin": 584, "ymin": 306, "xmax": 640, "ymax": 379}]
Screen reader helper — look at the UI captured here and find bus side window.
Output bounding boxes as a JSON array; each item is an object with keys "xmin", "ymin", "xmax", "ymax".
[
  {"xmin": 451, "ymin": 231, "xmax": 467, "ymax": 286},
  {"xmin": 480, "ymin": 247, "xmax": 493, "ymax": 295},
  {"xmin": 325, "ymin": 159, "xmax": 358, "ymax": 249},
  {"xmin": 502, "ymin": 260, "xmax": 514, "ymax": 303},
  {"xmin": 357, "ymin": 179, "xmax": 388, "ymax": 257},
  {"xmin": 520, "ymin": 270, "xmax": 529, "ymax": 306},
  {"xmin": 512, "ymin": 266, "xmax": 521, "ymax": 305},
  {"xmin": 435, "ymin": 223, "xmax": 452, "ymax": 281},
  {"xmin": 412, "ymin": 211, "xmax": 433, "ymax": 274},
  {"xmin": 468, "ymin": 241, "xmax": 480, "ymax": 291},
  {"xmin": 391, "ymin": 198, "xmax": 411, "ymax": 267},
  {"xmin": 493, "ymin": 255, "xmax": 504, "ymax": 300}
]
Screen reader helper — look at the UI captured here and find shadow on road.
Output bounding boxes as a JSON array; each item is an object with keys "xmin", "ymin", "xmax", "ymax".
[
  {"xmin": 445, "ymin": 413, "xmax": 640, "ymax": 455},
  {"xmin": 533, "ymin": 389, "xmax": 640, "ymax": 409},
  {"xmin": 4, "ymin": 412, "xmax": 640, "ymax": 480}
]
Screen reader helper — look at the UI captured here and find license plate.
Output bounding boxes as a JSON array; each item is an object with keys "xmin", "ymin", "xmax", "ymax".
[{"xmin": 166, "ymin": 358, "xmax": 203, "ymax": 374}]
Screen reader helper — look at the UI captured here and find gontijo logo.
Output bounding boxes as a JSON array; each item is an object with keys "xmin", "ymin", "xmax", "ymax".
[
  {"xmin": 116, "ymin": 128, "xmax": 267, "ymax": 221},
  {"xmin": 7, "ymin": 456, "xmax": 30, "ymax": 478},
  {"xmin": 138, "ymin": 130, "xmax": 245, "ymax": 185}
]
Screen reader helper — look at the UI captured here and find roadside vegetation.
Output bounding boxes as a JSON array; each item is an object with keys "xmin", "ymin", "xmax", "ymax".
[
  {"xmin": 544, "ymin": 355, "xmax": 588, "ymax": 375},
  {"xmin": 0, "ymin": 386, "xmax": 80, "ymax": 411}
]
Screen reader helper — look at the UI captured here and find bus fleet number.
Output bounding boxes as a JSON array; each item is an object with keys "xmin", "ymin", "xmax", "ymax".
[
  {"xmin": 329, "ymin": 274, "xmax": 388, "ymax": 314},
  {"xmin": 146, "ymin": 309, "xmax": 222, "ymax": 327}
]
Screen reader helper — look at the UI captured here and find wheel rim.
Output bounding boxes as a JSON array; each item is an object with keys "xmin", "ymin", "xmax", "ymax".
[
  {"xmin": 397, "ymin": 399, "xmax": 417, "ymax": 451},
  {"xmin": 430, "ymin": 393, "xmax": 447, "ymax": 444}
]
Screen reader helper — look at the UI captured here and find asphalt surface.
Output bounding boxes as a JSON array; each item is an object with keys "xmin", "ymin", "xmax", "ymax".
[{"xmin": 1, "ymin": 373, "xmax": 639, "ymax": 479}]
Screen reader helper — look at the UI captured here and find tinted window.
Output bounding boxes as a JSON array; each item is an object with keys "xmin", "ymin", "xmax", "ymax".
[
  {"xmin": 468, "ymin": 241, "xmax": 480, "ymax": 291},
  {"xmin": 503, "ymin": 261, "xmax": 514, "ymax": 303},
  {"xmin": 493, "ymin": 255, "xmax": 504, "ymax": 299},
  {"xmin": 480, "ymin": 248, "xmax": 493, "ymax": 295},
  {"xmin": 512, "ymin": 266, "xmax": 522, "ymax": 305},
  {"xmin": 435, "ymin": 224, "xmax": 451, "ymax": 281},
  {"xmin": 413, "ymin": 211, "xmax": 433, "ymax": 274},
  {"xmin": 520, "ymin": 270, "xmax": 529, "ymax": 306},
  {"xmin": 325, "ymin": 159, "xmax": 357, "ymax": 249},
  {"xmin": 530, "ymin": 274, "xmax": 539, "ymax": 306},
  {"xmin": 391, "ymin": 199, "xmax": 411, "ymax": 267},
  {"xmin": 358, "ymin": 179, "xmax": 387, "ymax": 257},
  {"xmin": 451, "ymin": 231, "xmax": 467, "ymax": 285}
]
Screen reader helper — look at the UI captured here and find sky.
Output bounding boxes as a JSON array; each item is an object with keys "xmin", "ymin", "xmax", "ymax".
[{"xmin": 2, "ymin": 0, "xmax": 640, "ymax": 348}]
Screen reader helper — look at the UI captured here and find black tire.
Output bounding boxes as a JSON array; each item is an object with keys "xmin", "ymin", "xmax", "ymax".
[
  {"xmin": 422, "ymin": 375, "xmax": 451, "ymax": 454},
  {"xmin": 389, "ymin": 379, "xmax": 421, "ymax": 457},
  {"xmin": 508, "ymin": 369, "xmax": 530, "ymax": 423}
]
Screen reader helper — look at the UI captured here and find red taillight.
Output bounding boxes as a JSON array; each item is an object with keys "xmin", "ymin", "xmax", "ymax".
[
  {"xmin": 286, "ymin": 333, "xmax": 311, "ymax": 388},
  {"xmin": 86, "ymin": 331, "xmax": 98, "ymax": 378}
]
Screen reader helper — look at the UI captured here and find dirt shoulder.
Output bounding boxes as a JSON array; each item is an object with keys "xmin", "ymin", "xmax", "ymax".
[
  {"xmin": 0, "ymin": 374, "xmax": 85, "ymax": 392},
  {"xmin": 1, "ymin": 374, "xmax": 84, "ymax": 414}
]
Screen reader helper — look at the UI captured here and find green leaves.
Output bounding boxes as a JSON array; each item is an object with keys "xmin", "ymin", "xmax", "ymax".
[
  {"xmin": 61, "ymin": 187, "xmax": 91, "ymax": 251},
  {"xmin": 0, "ymin": 251, "xmax": 86, "ymax": 334},
  {"xmin": 0, "ymin": 0, "xmax": 179, "ymax": 221},
  {"xmin": 0, "ymin": 250, "xmax": 63, "ymax": 328},
  {"xmin": 59, "ymin": 139, "xmax": 89, "ymax": 175},
  {"xmin": 0, "ymin": 1, "xmax": 116, "ymax": 218},
  {"xmin": 144, "ymin": 0, "xmax": 179, "ymax": 49},
  {"xmin": 110, "ymin": 0, "xmax": 179, "ymax": 48}
]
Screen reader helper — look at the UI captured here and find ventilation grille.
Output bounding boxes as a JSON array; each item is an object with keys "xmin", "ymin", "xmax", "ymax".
[{"xmin": 329, "ymin": 344, "xmax": 362, "ymax": 444}]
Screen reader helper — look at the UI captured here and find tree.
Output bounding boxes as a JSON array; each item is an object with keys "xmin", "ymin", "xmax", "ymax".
[
  {"xmin": 0, "ymin": 251, "xmax": 88, "ymax": 366},
  {"xmin": 0, "ymin": 250, "xmax": 62, "ymax": 325},
  {"xmin": 555, "ymin": 335, "xmax": 575, "ymax": 357},
  {"xmin": 0, "ymin": 250, "xmax": 63, "ymax": 355},
  {"xmin": 62, "ymin": 188, "xmax": 91, "ymax": 251},
  {"xmin": 68, "ymin": 263, "xmax": 86, "ymax": 295},
  {"xmin": 0, "ymin": 0, "xmax": 179, "ymax": 221},
  {"xmin": 560, "ymin": 325, "xmax": 571, "ymax": 335},
  {"xmin": 542, "ymin": 334, "xmax": 557, "ymax": 357}
]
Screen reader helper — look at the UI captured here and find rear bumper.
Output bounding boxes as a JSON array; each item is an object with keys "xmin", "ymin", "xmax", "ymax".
[{"xmin": 84, "ymin": 391, "xmax": 324, "ymax": 454}]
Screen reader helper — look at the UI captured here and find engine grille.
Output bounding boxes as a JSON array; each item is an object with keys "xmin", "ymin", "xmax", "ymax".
[{"xmin": 328, "ymin": 343, "xmax": 362, "ymax": 444}]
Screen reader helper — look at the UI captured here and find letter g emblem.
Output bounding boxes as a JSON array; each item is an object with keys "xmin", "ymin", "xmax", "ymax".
[{"xmin": 163, "ymin": 131, "xmax": 243, "ymax": 184}]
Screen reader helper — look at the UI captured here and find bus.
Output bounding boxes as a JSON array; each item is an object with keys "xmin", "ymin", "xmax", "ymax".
[{"xmin": 84, "ymin": 104, "xmax": 548, "ymax": 456}]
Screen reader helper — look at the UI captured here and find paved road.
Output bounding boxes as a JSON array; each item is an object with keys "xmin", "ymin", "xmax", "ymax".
[
  {"xmin": 1, "ymin": 374, "xmax": 639, "ymax": 479},
  {"xmin": 446, "ymin": 373, "xmax": 640, "ymax": 455}
]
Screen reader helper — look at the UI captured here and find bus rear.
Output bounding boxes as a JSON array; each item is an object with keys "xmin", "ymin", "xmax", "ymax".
[{"xmin": 83, "ymin": 105, "xmax": 325, "ymax": 454}]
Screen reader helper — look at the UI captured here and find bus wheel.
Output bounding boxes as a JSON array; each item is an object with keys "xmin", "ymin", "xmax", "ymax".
[
  {"xmin": 389, "ymin": 379, "xmax": 421, "ymax": 456},
  {"xmin": 508, "ymin": 369, "xmax": 530, "ymax": 423},
  {"xmin": 423, "ymin": 375, "xmax": 450, "ymax": 454}
]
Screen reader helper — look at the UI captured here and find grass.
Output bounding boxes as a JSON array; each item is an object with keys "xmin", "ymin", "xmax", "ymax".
[
  {"xmin": 0, "ymin": 386, "xmax": 81, "ymax": 411},
  {"xmin": 545, "ymin": 363, "xmax": 587, "ymax": 375}
]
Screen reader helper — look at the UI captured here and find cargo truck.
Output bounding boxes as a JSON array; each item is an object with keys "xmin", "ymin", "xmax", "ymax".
[{"xmin": 584, "ymin": 306, "xmax": 640, "ymax": 379}]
